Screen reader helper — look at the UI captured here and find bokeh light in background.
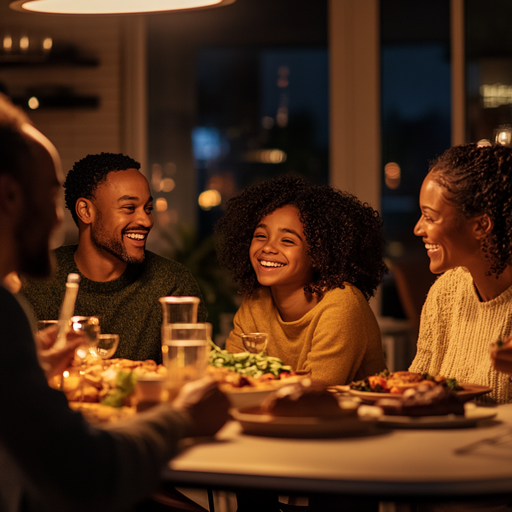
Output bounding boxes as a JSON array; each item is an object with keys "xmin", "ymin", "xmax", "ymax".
[
  {"xmin": 28, "ymin": 96, "xmax": 39, "ymax": 109},
  {"xmin": 494, "ymin": 125, "xmax": 512, "ymax": 146},
  {"xmin": 198, "ymin": 189, "xmax": 221, "ymax": 210},
  {"xmin": 155, "ymin": 197, "xmax": 168, "ymax": 212},
  {"xmin": 384, "ymin": 162, "xmax": 401, "ymax": 189},
  {"xmin": 159, "ymin": 178, "xmax": 175, "ymax": 192}
]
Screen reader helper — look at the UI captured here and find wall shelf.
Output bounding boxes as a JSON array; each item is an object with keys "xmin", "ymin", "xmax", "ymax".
[{"xmin": 12, "ymin": 94, "xmax": 99, "ymax": 109}]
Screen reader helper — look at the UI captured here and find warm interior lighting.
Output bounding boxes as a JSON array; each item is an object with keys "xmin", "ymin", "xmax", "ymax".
[
  {"xmin": 384, "ymin": 162, "xmax": 401, "ymax": 189},
  {"xmin": 159, "ymin": 178, "xmax": 175, "ymax": 192},
  {"xmin": 42, "ymin": 37, "xmax": 53, "ymax": 50},
  {"xmin": 19, "ymin": 36, "xmax": 29, "ymax": 50},
  {"xmin": 3, "ymin": 36, "xmax": 13, "ymax": 51},
  {"xmin": 10, "ymin": 0, "xmax": 235, "ymax": 15},
  {"xmin": 198, "ymin": 189, "xmax": 221, "ymax": 210},
  {"xmin": 480, "ymin": 83, "xmax": 512, "ymax": 108},
  {"xmin": 28, "ymin": 97, "xmax": 39, "ymax": 109},
  {"xmin": 155, "ymin": 198, "xmax": 168, "ymax": 212},
  {"xmin": 245, "ymin": 149, "xmax": 287, "ymax": 164}
]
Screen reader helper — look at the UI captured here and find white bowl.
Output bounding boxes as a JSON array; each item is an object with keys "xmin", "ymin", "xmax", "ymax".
[{"xmin": 224, "ymin": 387, "xmax": 275, "ymax": 409}]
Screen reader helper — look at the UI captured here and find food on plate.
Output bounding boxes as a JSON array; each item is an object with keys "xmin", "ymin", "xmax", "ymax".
[
  {"xmin": 374, "ymin": 383, "xmax": 465, "ymax": 417},
  {"xmin": 208, "ymin": 366, "xmax": 299, "ymax": 393},
  {"xmin": 50, "ymin": 357, "xmax": 166, "ymax": 406},
  {"xmin": 260, "ymin": 379, "xmax": 349, "ymax": 418},
  {"xmin": 351, "ymin": 370, "xmax": 461, "ymax": 394},
  {"xmin": 209, "ymin": 342, "xmax": 294, "ymax": 379}
]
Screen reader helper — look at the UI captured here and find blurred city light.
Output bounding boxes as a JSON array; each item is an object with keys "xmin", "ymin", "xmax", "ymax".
[
  {"xmin": 198, "ymin": 189, "xmax": 222, "ymax": 210},
  {"xmin": 384, "ymin": 162, "xmax": 401, "ymax": 189}
]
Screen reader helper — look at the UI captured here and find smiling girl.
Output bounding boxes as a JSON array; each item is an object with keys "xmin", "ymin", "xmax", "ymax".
[
  {"xmin": 216, "ymin": 175, "xmax": 387, "ymax": 386},
  {"xmin": 410, "ymin": 143, "xmax": 512, "ymax": 403}
]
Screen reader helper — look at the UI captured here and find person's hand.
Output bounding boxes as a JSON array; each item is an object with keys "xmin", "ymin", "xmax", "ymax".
[
  {"xmin": 34, "ymin": 325, "xmax": 84, "ymax": 380},
  {"xmin": 490, "ymin": 338, "xmax": 512, "ymax": 376},
  {"xmin": 173, "ymin": 377, "xmax": 230, "ymax": 437}
]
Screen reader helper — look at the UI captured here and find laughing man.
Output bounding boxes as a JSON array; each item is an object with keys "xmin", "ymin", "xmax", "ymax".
[{"xmin": 21, "ymin": 153, "xmax": 206, "ymax": 363}]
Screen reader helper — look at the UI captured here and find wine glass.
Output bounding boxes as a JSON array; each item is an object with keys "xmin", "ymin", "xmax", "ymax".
[
  {"xmin": 242, "ymin": 332, "xmax": 268, "ymax": 354},
  {"xmin": 90, "ymin": 334, "xmax": 119, "ymax": 363},
  {"xmin": 162, "ymin": 323, "xmax": 209, "ymax": 401},
  {"xmin": 37, "ymin": 319, "xmax": 58, "ymax": 331},
  {"xmin": 72, "ymin": 316, "xmax": 100, "ymax": 404}
]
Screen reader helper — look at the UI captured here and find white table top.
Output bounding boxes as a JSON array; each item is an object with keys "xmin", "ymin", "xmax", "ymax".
[{"xmin": 164, "ymin": 403, "xmax": 512, "ymax": 499}]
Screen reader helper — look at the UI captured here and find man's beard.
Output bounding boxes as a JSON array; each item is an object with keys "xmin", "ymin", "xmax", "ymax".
[{"xmin": 91, "ymin": 212, "xmax": 146, "ymax": 265}]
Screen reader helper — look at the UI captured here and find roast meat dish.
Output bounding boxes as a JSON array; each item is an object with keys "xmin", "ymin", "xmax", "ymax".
[
  {"xmin": 260, "ymin": 379, "xmax": 348, "ymax": 418},
  {"xmin": 351, "ymin": 370, "xmax": 461, "ymax": 394},
  {"xmin": 374, "ymin": 384, "xmax": 465, "ymax": 417}
]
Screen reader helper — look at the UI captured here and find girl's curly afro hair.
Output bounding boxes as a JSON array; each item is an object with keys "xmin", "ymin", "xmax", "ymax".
[
  {"xmin": 429, "ymin": 142, "xmax": 512, "ymax": 276},
  {"xmin": 215, "ymin": 175, "xmax": 387, "ymax": 300}
]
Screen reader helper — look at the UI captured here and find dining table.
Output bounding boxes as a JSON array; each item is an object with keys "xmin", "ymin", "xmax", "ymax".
[{"xmin": 163, "ymin": 402, "xmax": 512, "ymax": 503}]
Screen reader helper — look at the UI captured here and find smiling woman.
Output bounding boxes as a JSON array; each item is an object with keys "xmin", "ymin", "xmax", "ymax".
[
  {"xmin": 409, "ymin": 143, "xmax": 512, "ymax": 404},
  {"xmin": 215, "ymin": 175, "xmax": 388, "ymax": 387}
]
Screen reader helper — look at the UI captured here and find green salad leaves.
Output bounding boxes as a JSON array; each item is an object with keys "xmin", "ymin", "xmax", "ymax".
[
  {"xmin": 209, "ymin": 341, "xmax": 292, "ymax": 378},
  {"xmin": 101, "ymin": 370, "xmax": 137, "ymax": 408}
]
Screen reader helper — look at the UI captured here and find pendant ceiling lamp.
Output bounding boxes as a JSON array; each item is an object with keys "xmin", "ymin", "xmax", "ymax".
[{"xmin": 10, "ymin": 0, "xmax": 236, "ymax": 15}]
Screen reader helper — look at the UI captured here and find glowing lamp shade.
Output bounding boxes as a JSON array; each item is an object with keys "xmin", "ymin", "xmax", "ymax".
[{"xmin": 10, "ymin": 0, "xmax": 235, "ymax": 15}]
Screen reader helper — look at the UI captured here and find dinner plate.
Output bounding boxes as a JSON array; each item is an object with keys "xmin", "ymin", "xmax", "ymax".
[
  {"xmin": 369, "ymin": 405, "xmax": 497, "ymax": 429},
  {"xmin": 231, "ymin": 405, "xmax": 373, "ymax": 438},
  {"xmin": 348, "ymin": 383, "xmax": 492, "ymax": 403}
]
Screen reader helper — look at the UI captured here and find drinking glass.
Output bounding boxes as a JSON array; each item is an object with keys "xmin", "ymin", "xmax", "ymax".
[
  {"xmin": 90, "ymin": 334, "xmax": 119, "ymax": 361},
  {"xmin": 72, "ymin": 316, "xmax": 100, "ymax": 403},
  {"xmin": 162, "ymin": 323, "xmax": 209, "ymax": 401},
  {"xmin": 159, "ymin": 296, "xmax": 200, "ymax": 324},
  {"xmin": 242, "ymin": 332, "xmax": 268, "ymax": 354}
]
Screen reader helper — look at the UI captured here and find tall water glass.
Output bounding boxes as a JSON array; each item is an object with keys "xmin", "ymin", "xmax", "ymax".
[
  {"xmin": 162, "ymin": 323, "xmax": 209, "ymax": 401},
  {"xmin": 159, "ymin": 296, "xmax": 201, "ymax": 369},
  {"xmin": 159, "ymin": 296, "xmax": 200, "ymax": 325}
]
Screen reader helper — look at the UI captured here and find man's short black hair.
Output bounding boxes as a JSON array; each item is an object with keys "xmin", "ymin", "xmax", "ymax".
[{"xmin": 64, "ymin": 152, "xmax": 141, "ymax": 226}]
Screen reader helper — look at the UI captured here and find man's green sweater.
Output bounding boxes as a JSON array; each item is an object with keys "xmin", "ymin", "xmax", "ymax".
[{"xmin": 21, "ymin": 245, "xmax": 207, "ymax": 363}]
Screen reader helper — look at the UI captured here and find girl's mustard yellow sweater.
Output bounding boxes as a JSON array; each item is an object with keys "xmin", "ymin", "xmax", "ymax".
[{"xmin": 226, "ymin": 285, "xmax": 386, "ymax": 386}]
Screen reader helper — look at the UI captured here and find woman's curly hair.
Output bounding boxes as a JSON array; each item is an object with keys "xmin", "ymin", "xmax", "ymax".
[
  {"xmin": 429, "ymin": 143, "xmax": 512, "ymax": 276},
  {"xmin": 64, "ymin": 152, "xmax": 140, "ymax": 226},
  {"xmin": 215, "ymin": 175, "xmax": 387, "ymax": 300}
]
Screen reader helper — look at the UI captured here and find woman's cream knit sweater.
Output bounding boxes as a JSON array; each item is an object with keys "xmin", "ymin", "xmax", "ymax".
[{"xmin": 409, "ymin": 266, "xmax": 512, "ymax": 403}]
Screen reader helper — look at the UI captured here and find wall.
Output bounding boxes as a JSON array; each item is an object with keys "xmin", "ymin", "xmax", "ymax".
[{"xmin": 0, "ymin": 6, "xmax": 146, "ymax": 244}]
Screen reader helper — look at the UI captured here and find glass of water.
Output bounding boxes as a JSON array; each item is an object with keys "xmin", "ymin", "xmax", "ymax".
[
  {"xmin": 159, "ymin": 296, "xmax": 200, "ymax": 324},
  {"xmin": 162, "ymin": 323, "xmax": 210, "ymax": 401}
]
